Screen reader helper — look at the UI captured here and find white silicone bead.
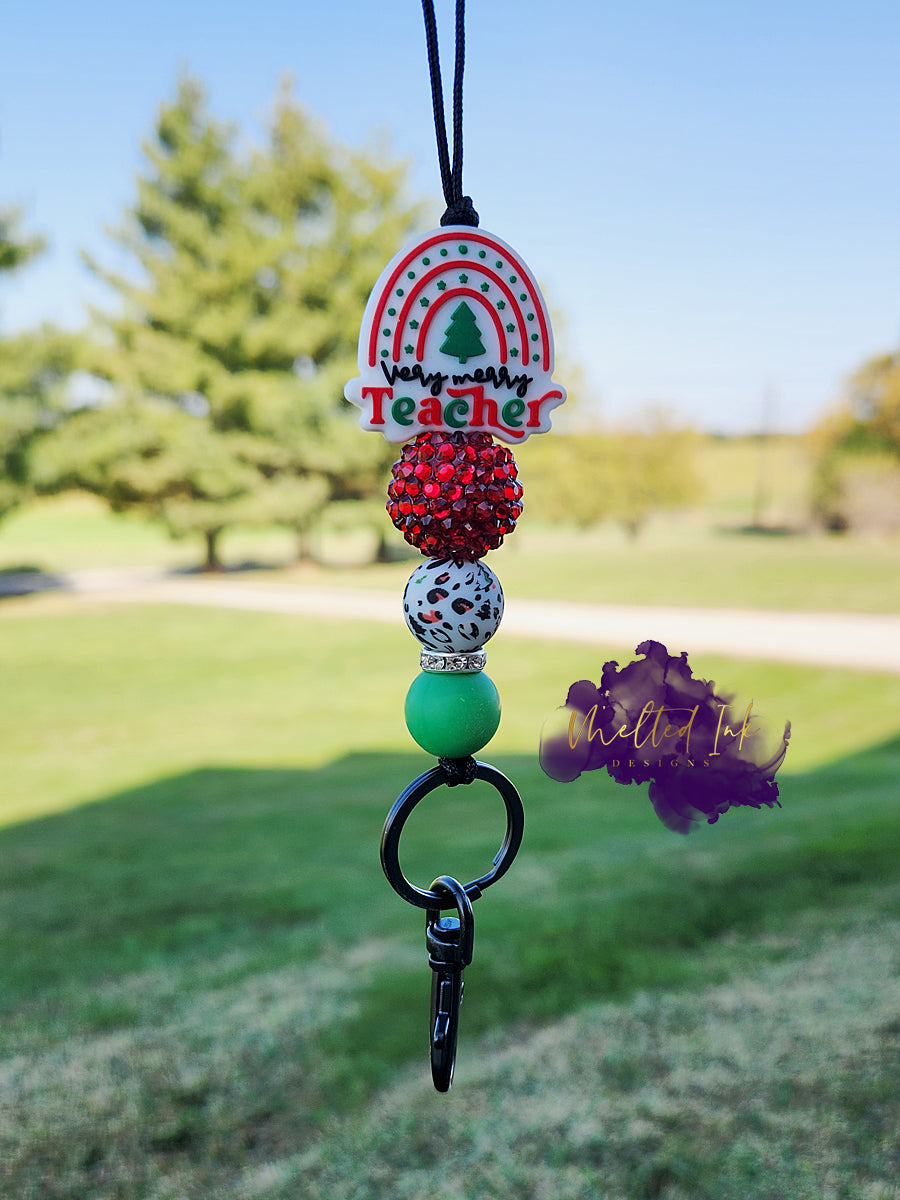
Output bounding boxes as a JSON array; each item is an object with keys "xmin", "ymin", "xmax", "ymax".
[{"xmin": 403, "ymin": 557, "xmax": 504, "ymax": 652}]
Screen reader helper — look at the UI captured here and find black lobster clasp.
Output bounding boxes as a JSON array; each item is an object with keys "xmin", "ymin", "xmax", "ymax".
[{"xmin": 425, "ymin": 876, "xmax": 474, "ymax": 1092}]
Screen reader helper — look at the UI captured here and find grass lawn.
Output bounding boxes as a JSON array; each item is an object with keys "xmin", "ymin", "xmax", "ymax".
[
  {"xmin": 306, "ymin": 519, "xmax": 900, "ymax": 613},
  {"xmin": 0, "ymin": 492, "xmax": 298, "ymax": 574},
  {"xmin": 2, "ymin": 599, "xmax": 899, "ymax": 1198},
  {"xmin": 691, "ymin": 432, "xmax": 814, "ymax": 525},
  {"xmin": 4, "ymin": 491, "xmax": 900, "ymax": 615}
]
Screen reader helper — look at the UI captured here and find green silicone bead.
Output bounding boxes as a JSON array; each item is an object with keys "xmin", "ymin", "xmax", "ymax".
[{"xmin": 405, "ymin": 670, "xmax": 501, "ymax": 758}]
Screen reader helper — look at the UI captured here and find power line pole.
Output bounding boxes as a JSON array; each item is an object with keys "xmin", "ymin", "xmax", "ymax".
[{"xmin": 751, "ymin": 384, "xmax": 778, "ymax": 529}]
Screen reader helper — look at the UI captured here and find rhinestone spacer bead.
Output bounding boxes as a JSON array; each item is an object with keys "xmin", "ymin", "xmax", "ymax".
[{"xmin": 420, "ymin": 649, "xmax": 487, "ymax": 674}]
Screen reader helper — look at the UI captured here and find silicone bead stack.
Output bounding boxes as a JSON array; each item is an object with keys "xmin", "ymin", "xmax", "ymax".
[{"xmin": 394, "ymin": 432, "xmax": 520, "ymax": 758}]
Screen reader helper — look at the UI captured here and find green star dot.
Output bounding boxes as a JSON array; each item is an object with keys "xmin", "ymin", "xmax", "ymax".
[
  {"xmin": 458, "ymin": 244, "xmax": 468, "ymax": 254},
  {"xmin": 458, "ymin": 273, "xmax": 468, "ymax": 283},
  {"xmin": 506, "ymin": 323, "xmax": 515, "ymax": 332},
  {"xmin": 510, "ymin": 348, "xmax": 519, "ymax": 358},
  {"xmin": 480, "ymin": 282, "xmax": 490, "ymax": 292},
  {"xmin": 387, "ymin": 307, "xmax": 396, "ymax": 316},
  {"xmin": 409, "ymin": 319, "xmax": 420, "ymax": 329},
  {"xmin": 405, "ymin": 344, "xmax": 414, "ymax": 354},
  {"xmin": 496, "ymin": 300, "xmax": 506, "ymax": 310},
  {"xmin": 436, "ymin": 280, "xmax": 447, "ymax": 291},
  {"xmin": 420, "ymin": 297, "xmax": 430, "ymax": 307}
]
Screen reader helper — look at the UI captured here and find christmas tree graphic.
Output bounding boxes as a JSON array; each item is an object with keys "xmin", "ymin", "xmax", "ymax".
[{"xmin": 440, "ymin": 302, "xmax": 486, "ymax": 363}]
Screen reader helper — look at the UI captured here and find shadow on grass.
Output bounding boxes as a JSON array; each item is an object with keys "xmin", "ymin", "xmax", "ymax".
[
  {"xmin": 715, "ymin": 523, "xmax": 803, "ymax": 538},
  {"xmin": 0, "ymin": 567, "xmax": 69, "ymax": 597},
  {"xmin": 3, "ymin": 738, "xmax": 899, "ymax": 1109}
]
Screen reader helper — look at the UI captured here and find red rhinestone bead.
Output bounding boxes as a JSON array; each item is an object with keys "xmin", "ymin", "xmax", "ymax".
[{"xmin": 385, "ymin": 430, "xmax": 524, "ymax": 558}]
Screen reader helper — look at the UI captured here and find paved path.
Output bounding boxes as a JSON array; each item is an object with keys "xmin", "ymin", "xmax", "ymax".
[{"xmin": 4, "ymin": 567, "xmax": 900, "ymax": 673}]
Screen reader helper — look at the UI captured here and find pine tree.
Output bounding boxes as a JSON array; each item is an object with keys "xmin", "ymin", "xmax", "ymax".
[
  {"xmin": 0, "ymin": 206, "xmax": 45, "ymax": 274},
  {"xmin": 38, "ymin": 74, "xmax": 420, "ymax": 569},
  {"xmin": 0, "ymin": 206, "xmax": 73, "ymax": 528},
  {"xmin": 440, "ymin": 302, "xmax": 485, "ymax": 364},
  {"xmin": 234, "ymin": 80, "xmax": 421, "ymax": 551}
]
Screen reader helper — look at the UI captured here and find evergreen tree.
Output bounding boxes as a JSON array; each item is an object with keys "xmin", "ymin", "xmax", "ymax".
[
  {"xmin": 440, "ymin": 302, "xmax": 485, "ymax": 364},
  {"xmin": 0, "ymin": 206, "xmax": 45, "ymax": 273},
  {"xmin": 38, "ymin": 74, "xmax": 420, "ymax": 569},
  {"xmin": 0, "ymin": 206, "xmax": 73, "ymax": 528}
]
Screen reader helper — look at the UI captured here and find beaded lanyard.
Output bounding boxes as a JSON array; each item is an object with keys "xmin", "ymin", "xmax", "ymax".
[{"xmin": 345, "ymin": 0, "xmax": 566, "ymax": 1091}]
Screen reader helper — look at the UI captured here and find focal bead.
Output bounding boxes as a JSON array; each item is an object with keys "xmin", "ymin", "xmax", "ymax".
[
  {"xmin": 405, "ymin": 670, "xmax": 501, "ymax": 757},
  {"xmin": 403, "ymin": 556, "xmax": 503, "ymax": 652},
  {"xmin": 386, "ymin": 431, "xmax": 523, "ymax": 559}
]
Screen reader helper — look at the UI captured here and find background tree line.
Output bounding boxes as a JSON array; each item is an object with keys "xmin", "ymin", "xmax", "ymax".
[
  {"xmin": 809, "ymin": 351, "xmax": 900, "ymax": 533},
  {"xmin": 2, "ymin": 73, "xmax": 897, "ymax": 568}
]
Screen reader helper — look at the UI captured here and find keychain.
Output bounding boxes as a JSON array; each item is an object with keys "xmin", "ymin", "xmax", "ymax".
[
  {"xmin": 380, "ymin": 762, "xmax": 524, "ymax": 1090},
  {"xmin": 346, "ymin": 0, "xmax": 565, "ymax": 1091}
]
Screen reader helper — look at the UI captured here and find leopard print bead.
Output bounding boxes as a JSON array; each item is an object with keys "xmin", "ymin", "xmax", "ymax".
[{"xmin": 403, "ymin": 557, "xmax": 504, "ymax": 652}]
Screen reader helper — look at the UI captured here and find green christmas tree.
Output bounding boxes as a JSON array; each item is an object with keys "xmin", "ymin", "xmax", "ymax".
[{"xmin": 440, "ymin": 302, "xmax": 485, "ymax": 364}]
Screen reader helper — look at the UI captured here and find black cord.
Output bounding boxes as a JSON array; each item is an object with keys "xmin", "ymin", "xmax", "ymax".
[{"xmin": 421, "ymin": 0, "xmax": 479, "ymax": 227}]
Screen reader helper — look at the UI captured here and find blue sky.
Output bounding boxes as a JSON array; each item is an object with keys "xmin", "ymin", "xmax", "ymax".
[{"xmin": 2, "ymin": 0, "xmax": 899, "ymax": 432}]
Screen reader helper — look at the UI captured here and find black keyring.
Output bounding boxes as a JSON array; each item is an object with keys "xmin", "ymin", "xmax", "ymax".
[{"xmin": 380, "ymin": 761, "xmax": 524, "ymax": 910}]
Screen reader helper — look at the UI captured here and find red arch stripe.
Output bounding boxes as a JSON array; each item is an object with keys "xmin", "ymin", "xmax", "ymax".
[
  {"xmin": 367, "ymin": 231, "xmax": 551, "ymax": 371},
  {"xmin": 391, "ymin": 261, "xmax": 527, "ymax": 363}
]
